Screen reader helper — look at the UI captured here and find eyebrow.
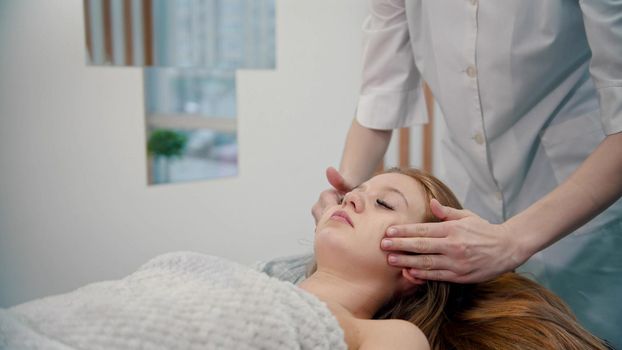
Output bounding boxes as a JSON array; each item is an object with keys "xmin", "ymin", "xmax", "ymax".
[{"xmin": 355, "ymin": 184, "xmax": 410, "ymax": 208}]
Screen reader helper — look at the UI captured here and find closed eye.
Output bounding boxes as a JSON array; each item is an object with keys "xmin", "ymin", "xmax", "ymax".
[{"xmin": 376, "ymin": 199, "xmax": 394, "ymax": 210}]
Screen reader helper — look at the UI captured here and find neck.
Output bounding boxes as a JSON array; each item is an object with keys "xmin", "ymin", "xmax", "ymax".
[{"xmin": 298, "ymin": 269, "xmax": 393, "ymax": 319}]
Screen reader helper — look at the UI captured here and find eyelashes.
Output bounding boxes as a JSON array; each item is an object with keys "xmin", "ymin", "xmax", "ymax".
[{"xmin": 376, "ymin": 199, "xmax": 394, "ymax": 210}]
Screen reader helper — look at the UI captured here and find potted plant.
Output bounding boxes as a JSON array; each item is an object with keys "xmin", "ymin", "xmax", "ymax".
[{"xmin": 147, "ymin": 129, "xmax": 188, "ymax": 183}]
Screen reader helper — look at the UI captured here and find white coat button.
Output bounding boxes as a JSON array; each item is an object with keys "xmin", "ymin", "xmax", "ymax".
[
  {"xmin": 466, "ymin": 65, "xmax": 477, "ymax": 78},
  {"xmin": 470, "ymin": 0, "xmax": 478, "ymax": 5},
  {"xmin": 473, "ymin": 132, "xmax": 485, "ymax": 145},
  {"xmin": 495, "ymin": 191, "xmax": 503, "ymax": 201}
]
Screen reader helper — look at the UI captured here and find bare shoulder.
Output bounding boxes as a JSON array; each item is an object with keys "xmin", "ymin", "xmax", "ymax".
[{"xmin": 357, "ymin": 319, "xmax": 430, "ymax": 350}]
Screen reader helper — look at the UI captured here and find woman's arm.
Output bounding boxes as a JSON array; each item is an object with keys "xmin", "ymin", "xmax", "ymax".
[
  {"xmin": 505, "ymin": 132, "xmax": 622, "ymax": 261},
  {"xmin": 339, "ymin": 118, "xmax": 392, "ymax": 186}
]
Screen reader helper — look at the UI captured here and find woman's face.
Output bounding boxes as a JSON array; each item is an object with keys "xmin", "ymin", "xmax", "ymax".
[{"xmin": 314, "ymin": 173, "xmax": 427, "ymax": 283}]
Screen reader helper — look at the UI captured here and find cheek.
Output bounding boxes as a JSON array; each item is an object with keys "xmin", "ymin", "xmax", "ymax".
[
  {"xmin": 352, "ymin": 219, "xmax": 395, "ymax": 257},
  {"xmin": 364, "ymin": 214, "xmax": 404, "ymax": 240},
  {"xmin": 359, "ymin": 222, "xmax": 389, "ymax": 242},
  {"xmin": 314, "ymin": 213, "xmax": 406, "ymax": 259},
  {"xmin": 314, "ymin": 217, "xmax": 405, "ymax": 278}
]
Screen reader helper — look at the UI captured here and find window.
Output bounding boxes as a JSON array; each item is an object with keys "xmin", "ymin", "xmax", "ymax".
[
  {"xmin": 83, "ymin": 0, "xmax": 276, "ymax": 184},
  {"xmin": 146, "ymin": 0, "xmax": 275, "ymax": 184}
]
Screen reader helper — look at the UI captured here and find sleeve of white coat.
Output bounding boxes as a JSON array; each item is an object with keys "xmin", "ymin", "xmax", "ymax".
[
  {"xmin": 579, "ymin": 0, "xmax": 622, "ymax": 135},
  {"xmin": 355, "ymin": 0, "xmax": 427, "ymax": 130}
]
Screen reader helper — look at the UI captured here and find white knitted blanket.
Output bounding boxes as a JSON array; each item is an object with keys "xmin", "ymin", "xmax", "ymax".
[{"xmin": 0, "ymin": 252, "xmax": 346, "ymax": 350}]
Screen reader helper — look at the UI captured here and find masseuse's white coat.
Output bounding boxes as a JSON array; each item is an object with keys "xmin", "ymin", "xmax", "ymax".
[{"xmin": 355, "ymin": 0, "xmax": 622, "ymax": 346}]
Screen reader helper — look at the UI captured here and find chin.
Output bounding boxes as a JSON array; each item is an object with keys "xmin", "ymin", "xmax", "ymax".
[{"xmin": 314, "ymin": 227, "xmax": 348, "ymax": 254}]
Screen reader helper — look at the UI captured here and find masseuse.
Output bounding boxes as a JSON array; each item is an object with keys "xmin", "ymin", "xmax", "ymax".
[{"xmin": 312, "ymin": 0, "xmax": 622, "ymax": 346}]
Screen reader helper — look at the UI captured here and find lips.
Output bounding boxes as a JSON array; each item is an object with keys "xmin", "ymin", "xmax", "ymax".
[{"xmin": 330, "ymin": 210, "xmax": 354, "ymax": 228}]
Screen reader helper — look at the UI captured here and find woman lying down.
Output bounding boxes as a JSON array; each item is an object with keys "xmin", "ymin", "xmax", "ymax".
[{"xmin": 0, "ymin": 168, "xmax": 611, "ymax": 350}]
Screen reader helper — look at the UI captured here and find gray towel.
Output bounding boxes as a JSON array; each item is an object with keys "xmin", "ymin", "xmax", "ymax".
[{"xmin": 0, "ymin": 252, "xmax": 346, "ymax": 350}]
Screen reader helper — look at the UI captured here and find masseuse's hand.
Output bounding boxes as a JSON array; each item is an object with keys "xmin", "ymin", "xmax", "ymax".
[
  {"xmin": 381, "ymin": 199, "xmax": 528, "ymax": 283},
  {"xmin": 312, "ymin": 167, "xmax": 354, "ymax": 224}
]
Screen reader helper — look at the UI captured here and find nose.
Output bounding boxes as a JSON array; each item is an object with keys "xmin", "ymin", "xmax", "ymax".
[{"xmin": 342, "ymin": 191, "xmax": 365, "ymax": 213}]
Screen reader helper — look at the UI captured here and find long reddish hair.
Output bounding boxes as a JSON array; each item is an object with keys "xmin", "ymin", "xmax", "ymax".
[{"xmin": 374, "ymin": 168, "xmax": 610, "ymax": 350}]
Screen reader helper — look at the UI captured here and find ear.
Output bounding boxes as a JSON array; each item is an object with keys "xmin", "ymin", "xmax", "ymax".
[{"xmin": 396, "ymin": 268, "xmax": 425, "ymax": 295}]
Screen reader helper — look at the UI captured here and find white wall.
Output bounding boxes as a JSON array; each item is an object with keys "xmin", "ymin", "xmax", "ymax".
[{"xmin": 0, "ymin": 0, "xmax": 443, "ymax": 307}]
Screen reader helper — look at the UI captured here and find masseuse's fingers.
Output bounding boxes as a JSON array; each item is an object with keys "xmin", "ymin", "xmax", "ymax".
[
  {"xmin": 385, "ymin": 199, "xmax": 476, "ymax": 238},
  {"xmin": 385, "ymin": 221, "xmax": 448, "ymax": 238},
  {"xmin": 311, "ymin": 167, "xmax": 354, "ymax": 224},
  {"xmin": 325, "ymin": 166, "xmax": 351, "ymax": 193},
  {"xmin": 381, "ymin": 237, "xmax": 448, "ymax": 255},
  {"xmin": 387, "ymin": 253, "xmax": 457, "ymax": 272},
  {"xmin": 312, "ymin": 189, "xmax": 340, "ymax": 223},
  {"xmin": 430, "ymin": 198, "xmax": 475, "ymax": 221}
]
